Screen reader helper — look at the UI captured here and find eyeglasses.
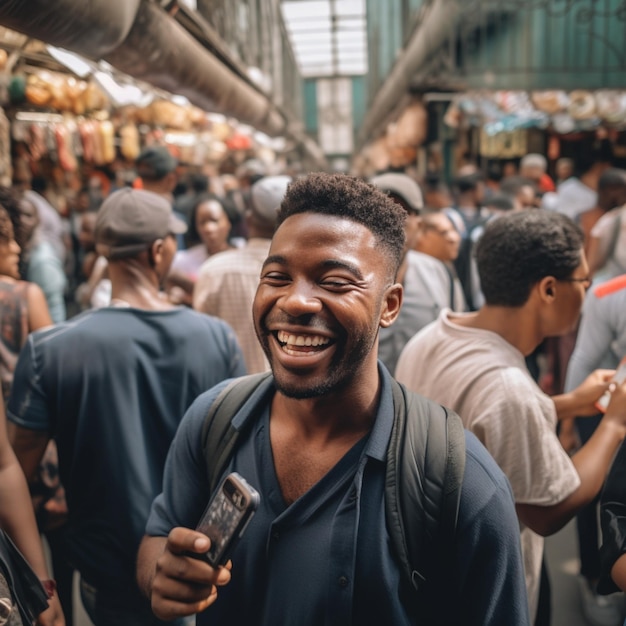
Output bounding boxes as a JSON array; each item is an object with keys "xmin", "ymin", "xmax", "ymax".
[
  {"xmin": 424, "ymin": 224, "xmax": 457, "ymax": 238},
  {"xmin": 559, "ymin": 276, "xmax": 592, "ymax": 289}
]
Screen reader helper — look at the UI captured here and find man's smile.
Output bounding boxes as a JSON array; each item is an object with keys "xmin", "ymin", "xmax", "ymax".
[{"xmin": 274, "ymin": 330, "xmax": 333, "ymax": 356}]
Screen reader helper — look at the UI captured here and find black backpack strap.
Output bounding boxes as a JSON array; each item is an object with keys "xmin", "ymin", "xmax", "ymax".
[
  {"xmin": 201, "ymin": 372, "xmax": 272, "ymax": 493},
  {"xmin": 385, "ymin": 378, "xmax": 466, "ymax": 593}
]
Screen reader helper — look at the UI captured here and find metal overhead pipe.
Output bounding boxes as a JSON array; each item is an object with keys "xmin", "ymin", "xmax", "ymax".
[
  {"xmin": 0, "ymin": 0, "xmax": 141, "ymax": 60},
  {"xmin": 0, "ymin": 0, "xmax": 328, "ymax": 168},
  {"xmin": 103, "ymin": 1, "xmax": 287, "ymax": 138},
  {"xmin": 356, "ymin": 0, "xmax": 463, "ymax": 151}
]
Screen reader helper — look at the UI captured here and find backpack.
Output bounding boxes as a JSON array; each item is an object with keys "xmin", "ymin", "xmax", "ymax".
[
  {"xmin": 201, "ymin": 372, "xmax": 466, "ymax": 603},
  {"xmin": 448, "ymin": 208, "xmax": 490, "ymax": 311}
]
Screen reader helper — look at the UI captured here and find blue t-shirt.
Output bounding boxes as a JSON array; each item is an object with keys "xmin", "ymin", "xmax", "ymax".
[
  {"xmin": 147, "ymin": 366, "xmax": 530, "ymax": 625},
  {"xmin": 8, "ymin": 306, "xmax": 246, "ymax": 596}
]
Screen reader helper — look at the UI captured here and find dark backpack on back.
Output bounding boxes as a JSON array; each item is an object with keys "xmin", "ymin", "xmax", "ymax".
[
  {"xmin": 450, "ymin": 208, "xmax": 490, "ymax": 311},
  {"xmin": 201, "ymin": 372, "xmax": 466, "ymax": 606}
]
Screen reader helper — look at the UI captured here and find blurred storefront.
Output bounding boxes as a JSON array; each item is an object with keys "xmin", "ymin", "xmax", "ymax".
[{"xmin": 354, "ymin": 0, "xmax": 626, "ymax": 178}]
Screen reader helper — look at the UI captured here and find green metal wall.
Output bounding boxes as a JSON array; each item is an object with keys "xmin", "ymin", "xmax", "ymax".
[
  {"xmin": 303, "ymin": 76, "xmax": 366, "ymax": 143},
  {"xmin": 365, "ymin": 0, "xmax": 626, "ymax": 98},
  {"xmin": 303, "ymin": 78, "xmax": 318, "ymax": 134},
  {"xmin": 460, "ymin": 2, "xmax": 626, "ymax": 90}
]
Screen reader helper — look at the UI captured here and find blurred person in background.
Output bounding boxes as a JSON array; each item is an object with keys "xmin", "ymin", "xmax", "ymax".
[
  {"xmin": 167, "ymin": 193, "xmax": 236, "ymax": 306},
  {"xmin": 579, "ymin": 169, "xmax": 626, "ymax": 258},
  {"xmin": 500, "ymin": 176, "xmax": 538, "ymax": 210},
  {"xmin": 135, "ymin": 146, "xmax": 186, "ymax": 251},
  {"xmin": 0, "ymin": 187, "xmax": 63, "ymax": 626},
  {"xmin": 519, "ymin": 153, "xmax": 555, "ymax": 194},
  {"xmin": 445, "ymin": 172, "xmax": 489, "ymax": 311},
  {"xmin": 174, "ymin": 173, "xmax": 209, "ymax": 232},
  {"xmin": 194, "ymin": 175, "xmax": 291, "ymax": 374},
  {"xmin": 551, "ymin": 150, "xmax": 612, "ymax": 222},
  {"xmin": 372, "ymin": 173, "xmax": 465, "ymax": 372},
  {"xmin": 422, "ymin": 171, "xmax": 453, "ymax": 210},
  {"xmin": 564, "ymin": 274, "xmax": 626, "ymax": 626},
  {"xmin": 585, "ymin": 169, "xmax": 626, "ymax": 282},
  {"xmin": 556, "ymin": 158, "xmax": 575, "ymax": 186},
  {"xmin": 7, "ymin": 188, "xmax": 245, "ymax": 626},
  {"xmin": 8, "ymin": 192, "xmax": 67, "ymax": 323}
]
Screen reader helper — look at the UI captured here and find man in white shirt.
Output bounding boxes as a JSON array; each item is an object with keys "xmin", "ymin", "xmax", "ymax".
[{"xmin": 396, "ymin": 210, "xmax": 626, "ymax": 625}]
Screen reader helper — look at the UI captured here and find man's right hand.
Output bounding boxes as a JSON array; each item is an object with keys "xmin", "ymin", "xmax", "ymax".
[
  {"xmin": 149, "ymin": 528, "xmax": 232, "ymax": 621},
  {"xmin": 604, "ymin": 378, "xmax": 626, "ymax": 437}
]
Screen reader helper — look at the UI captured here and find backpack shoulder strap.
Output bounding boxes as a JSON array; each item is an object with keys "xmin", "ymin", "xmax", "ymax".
[
  {"xmin": 385, "ymin": 377, "xmax": 466, "ymax": 592},
  {"xmin": 201, "ymin": 372, "xmax": 272, "ymax": 493}
]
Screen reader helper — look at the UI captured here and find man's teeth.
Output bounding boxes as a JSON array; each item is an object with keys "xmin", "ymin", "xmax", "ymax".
[{"xmin": 277, "ymin": 330, "xmax": 330, "ymax": 347}]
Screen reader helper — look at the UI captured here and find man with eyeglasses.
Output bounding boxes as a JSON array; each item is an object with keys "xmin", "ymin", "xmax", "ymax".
[{"xmin": 396, "ymin": 210, "xmax": 626, "ymax": 626}]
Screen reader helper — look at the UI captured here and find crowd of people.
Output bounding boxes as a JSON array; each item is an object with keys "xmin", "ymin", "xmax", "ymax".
[{"xmin": 1, "ymin": 142, "xmax": 626, "ymax": 626}]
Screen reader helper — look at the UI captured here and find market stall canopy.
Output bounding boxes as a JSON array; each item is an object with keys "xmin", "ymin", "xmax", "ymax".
[{"xmin": 0, "ymin": 0, "xmax": 295, "ymax": 143}]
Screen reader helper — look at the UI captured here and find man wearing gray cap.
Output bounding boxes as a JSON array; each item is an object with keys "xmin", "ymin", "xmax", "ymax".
[
  {"xmin": 7, "ymin": 188, "xmax": 245, "ymax": 626},
  {"xmin": 194, "ymin": 175, "xmax": 291, "ymax": 374},
  {"xmin": 371, "ymin": 172, "xmax": 466, "ymax": 373}
]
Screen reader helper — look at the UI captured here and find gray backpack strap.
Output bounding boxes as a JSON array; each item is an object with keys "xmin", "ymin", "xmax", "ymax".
[
  {"xmin": 385, "ymin": 378, "xmax": 466, "ymax": 593},
  {"xmin": 201, "ymin": 372, "xmax": 272, "ymax": 493}
]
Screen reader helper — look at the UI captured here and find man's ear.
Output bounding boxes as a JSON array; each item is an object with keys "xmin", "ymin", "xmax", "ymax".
[
  {"xmin": 380, "ymin": 283, "xmax": 403, "ymax": 328},
  {"xmin": 148, "ymin": 238, "xmax": 165, "ymax": 269},
  {"xmin": 537, "ymin": 275, "xmax": 557, "ymax": 302}
]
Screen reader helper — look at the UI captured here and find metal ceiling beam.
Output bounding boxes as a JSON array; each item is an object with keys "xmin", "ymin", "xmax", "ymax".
[{"xmin": 356, "ymin": 0, "xmax": 463, "ymax": 150}]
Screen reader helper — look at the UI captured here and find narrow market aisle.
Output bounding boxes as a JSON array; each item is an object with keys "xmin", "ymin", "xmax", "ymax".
[{"xmin": 546, "ymin": 518, "xmax": 625, "ymax": 626}]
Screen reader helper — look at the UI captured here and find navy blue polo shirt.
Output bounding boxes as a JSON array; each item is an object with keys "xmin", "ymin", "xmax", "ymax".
[{"xmin": 146, "ymin": 366, "xmax": 529, "ymax": 625}]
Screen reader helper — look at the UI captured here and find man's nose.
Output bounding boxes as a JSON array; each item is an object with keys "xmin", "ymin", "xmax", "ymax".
[{"xmin": 279, "ymin": 281, "xmax": 323, "ymax": 315}]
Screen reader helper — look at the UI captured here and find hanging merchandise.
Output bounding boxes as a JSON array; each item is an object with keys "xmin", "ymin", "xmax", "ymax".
[
  {"xmin": 0, "ymin": 108, "xmax": 10, "ymax": 186},
  {"xmin": 98, "ymin": 120, "xmax": 115, "ymax": 165},
  {"xmin": 568, "ymin": 90, "xmax": 597, "ymax": 120},
  {"xmin": 54, "ymin": 122, "xmax": 77, "ymax": 172},
  {"xmin": 78, "ymin": 119, "xmax": 96, "ymax": 164},
  {"xmin": 595, "ymin": 91, "xmax": 626, "ymax": 125},
  {"xmin": 21, "ymin": 70, "xmax": 108, "ymax": 115},
  {"xmin": 387, "ymin": 102, "xmax": 427, "ymax": 149},
  {"xmin": 445, "ymin": 90, "xmax": 626, "ymax": 135},
  {"xmin": 119, "ymin": 122, "xmax": 140, "ymax": 161}
]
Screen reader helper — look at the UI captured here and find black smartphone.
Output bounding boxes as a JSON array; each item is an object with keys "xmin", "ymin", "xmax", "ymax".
[{"xmin": 194, "ymin": 472, "xmax": 260, "ymax": 568}]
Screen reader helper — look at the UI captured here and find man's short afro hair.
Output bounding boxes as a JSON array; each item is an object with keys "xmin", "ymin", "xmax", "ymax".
[{"xmin": 276, "ymin": 172, "xmax": 406, "ymax": 277}]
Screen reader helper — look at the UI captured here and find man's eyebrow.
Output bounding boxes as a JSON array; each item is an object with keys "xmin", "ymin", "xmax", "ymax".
[
  {"xmin": 262, "ymin": 254, "xmax": 286, "ymax": 270},
  {"xmin": 262, "ymin": 255, "xmax": 364, "ymax": 281},
  {"xmin": 320, "ymin": 259, "xmax": 364, "ymax": 280}
]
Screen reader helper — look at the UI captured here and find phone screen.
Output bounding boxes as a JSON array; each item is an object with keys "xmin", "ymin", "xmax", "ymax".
[{"xmin": 195, "ymin": 472, "xmax": 260, "ymax": 567}]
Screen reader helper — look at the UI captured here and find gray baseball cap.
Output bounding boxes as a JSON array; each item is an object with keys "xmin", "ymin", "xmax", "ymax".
[
  {"xmin": 250, "ymin": 175, "xmax": 292, "ymax": 225},
  {"xmin": 95, "ymin": 188, "xmax": 187, "ymax": 259},
  {"xmin": 370, "ymin": 173, "xmax": 424, "ymax": 213}
]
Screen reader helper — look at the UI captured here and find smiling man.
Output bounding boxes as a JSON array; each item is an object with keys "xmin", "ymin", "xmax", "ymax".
[{"xmin": 137, "ymin": 173, "xmax": 529, "ymax": 626}]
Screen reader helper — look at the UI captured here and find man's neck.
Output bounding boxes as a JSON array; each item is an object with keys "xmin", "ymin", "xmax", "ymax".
[
  {"xmin": 449, "ymin": 306, "xmax": 541, "ymax": 356},
  {"xmin": 108, "ymin": 261, "xmax": 175, "ymax": 311}
]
